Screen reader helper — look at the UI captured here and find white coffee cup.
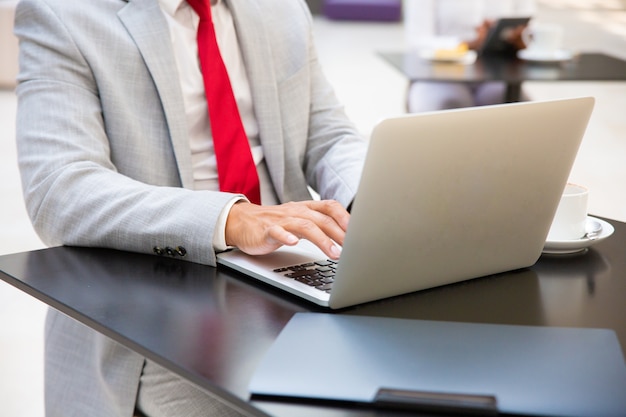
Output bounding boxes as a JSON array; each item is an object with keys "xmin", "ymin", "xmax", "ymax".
[
  {"xmin": 522, "ymin": 24, "xmax": 563, "ymax": 53},
  {"xmin": 547, "ymin": 183, "xmax": 589, "ymax": 241}
]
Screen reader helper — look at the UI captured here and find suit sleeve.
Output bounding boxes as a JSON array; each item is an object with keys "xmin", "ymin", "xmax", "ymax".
[
  {"xmin": 14, "ymin": 0, "xmax": 232, "ymax": 266},
  {"xmin": 265, "ymin": 0, "xmax": 368, "ymax": 208}
]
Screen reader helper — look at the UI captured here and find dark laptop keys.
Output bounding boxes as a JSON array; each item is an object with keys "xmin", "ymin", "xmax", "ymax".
[{"xmin": 274, "ymin": 260, "xmax": 338, "ymax": 293}]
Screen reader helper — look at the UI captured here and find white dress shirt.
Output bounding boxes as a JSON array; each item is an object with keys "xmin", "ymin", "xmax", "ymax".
[{"xmin": 157, "ymin": 0, "xmax": 279, "ymax": 248}]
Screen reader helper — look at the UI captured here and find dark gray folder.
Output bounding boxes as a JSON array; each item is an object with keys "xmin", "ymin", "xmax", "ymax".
[{"xmin": 249, "ymin": 313, "xmax": 626, "ymax": 416}]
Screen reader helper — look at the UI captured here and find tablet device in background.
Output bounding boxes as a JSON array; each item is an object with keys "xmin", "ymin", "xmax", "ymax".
[{"xmin": 480, "ymin": 17, "xmax": 531, "ymax": 55}]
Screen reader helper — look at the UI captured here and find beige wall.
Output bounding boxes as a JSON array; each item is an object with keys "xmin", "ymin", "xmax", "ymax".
[{"xmin": 0, "ymin": 1, "xmax": 19, "ymax": 89}]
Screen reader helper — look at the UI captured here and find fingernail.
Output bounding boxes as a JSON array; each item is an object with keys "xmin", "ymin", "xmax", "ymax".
[
  {"xmin": 330, "ymin": 244, "xmax": 341, "ymax": 259},
  {"xmin": 286, "ymin": 234, "xmax": 299, "ymax": 245}
]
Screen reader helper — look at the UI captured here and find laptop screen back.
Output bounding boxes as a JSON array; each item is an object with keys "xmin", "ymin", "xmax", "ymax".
[{"xmin": 329, "ymin": 97, "xmax": 594, "ymax": 308}]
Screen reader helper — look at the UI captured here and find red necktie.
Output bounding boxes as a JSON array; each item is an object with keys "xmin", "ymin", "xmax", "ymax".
[{"xmin": 187, "ymin": 0, "xmax": 261, "ymax": 205}]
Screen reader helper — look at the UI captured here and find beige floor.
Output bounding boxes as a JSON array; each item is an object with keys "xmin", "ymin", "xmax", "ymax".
[{"xmin": 1, "ymin": 1, "xmax": 625, "ymax": 415}]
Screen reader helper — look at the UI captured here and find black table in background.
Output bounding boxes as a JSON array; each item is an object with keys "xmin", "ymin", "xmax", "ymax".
[
  {"xmin": 1, "ymin": 216, "xmax": 625, "ymax": 416},
  {"xmin": 380, "ymin": 51, "xmax": 626, "ymax": 102}
]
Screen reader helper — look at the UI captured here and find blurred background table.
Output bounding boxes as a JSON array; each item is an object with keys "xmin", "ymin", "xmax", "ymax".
[{"xmin": 380, "ymin": 51, "xmax": 626, "ymax": 102}]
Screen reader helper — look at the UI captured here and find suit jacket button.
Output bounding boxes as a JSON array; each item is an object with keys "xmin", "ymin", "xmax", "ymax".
[
  {"xmin": 153, "ymin": 246, "xmax": 164, "ymax": 256},
  {"xmin": 176, "ymin": 246, "xmax": 187, "ymax": 257},
  {"xmin": 165, "ymin": 246, "xmax": 175, "ymax": 256}
]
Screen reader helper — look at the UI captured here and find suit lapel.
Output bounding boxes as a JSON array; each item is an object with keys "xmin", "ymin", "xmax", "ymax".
[
  {"xmin": 118, "ymin": 0, "xmax": 195, "ymax": 189},
  {"xmin": 228, "ymin": 0, "xmax": 287, "ymax": 200}
]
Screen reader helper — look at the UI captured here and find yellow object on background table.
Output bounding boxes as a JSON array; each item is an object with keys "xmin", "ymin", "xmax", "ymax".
[{"xmin": 434, "ymin": 42, "xmax": 469, "ymax": 60}]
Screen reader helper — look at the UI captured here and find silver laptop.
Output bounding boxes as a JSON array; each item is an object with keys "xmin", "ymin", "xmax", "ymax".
[{"xmin": 217, "ymin": 97, "xmax": 595, "ymax": 309}]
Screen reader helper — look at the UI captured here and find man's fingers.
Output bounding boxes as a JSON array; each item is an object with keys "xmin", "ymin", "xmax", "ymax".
[
  {"xmin": 286, "ymin": 201, "xmax": 350, "ymax": 248},
  {"xmin": 267, "ymin": 224, "xmax": 299, "ymax": 247},
  {"xmin": 225, "ymin": 200, "xmax": 349, "ymax": 260},
  {"xmin": 270, "ymin": 218, "xmax": 343, "ymax": 259},
  {"xmin": 302, "ymin": 200, "xmax": 351, "ymax": 233}
]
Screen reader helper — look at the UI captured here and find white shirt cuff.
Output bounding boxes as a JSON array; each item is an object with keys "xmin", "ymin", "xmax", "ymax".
[{"xmin": 213, "ymin": 196, "xmax": 248, "ymax": 252}]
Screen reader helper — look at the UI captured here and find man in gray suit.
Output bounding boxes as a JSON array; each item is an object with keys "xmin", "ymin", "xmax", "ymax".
[{"xmin": 14, "ymin": 0, "xmax": 367, "ymax": 415}]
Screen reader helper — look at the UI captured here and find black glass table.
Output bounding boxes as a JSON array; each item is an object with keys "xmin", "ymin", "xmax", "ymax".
[{"xmin": 1, "ymin": 216, "xmax": 625, "ymax": 416}]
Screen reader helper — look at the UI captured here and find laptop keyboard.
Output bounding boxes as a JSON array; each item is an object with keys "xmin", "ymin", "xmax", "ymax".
[{"xmin": 273, "ymin": 259, "xmax": 339, "ymax": 293}]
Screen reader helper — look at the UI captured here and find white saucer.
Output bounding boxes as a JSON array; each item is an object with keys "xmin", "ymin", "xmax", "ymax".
[
  {"xmin": 419, "ymin": 49, "xmax": 477, "ymax": 65},
  {"xmin": 517, "ymin": 48, "xmax": 573, "ymax": 62},
  {"xmin": 542, "ymin": 216, "xmax": 614, "ymax": 255}
]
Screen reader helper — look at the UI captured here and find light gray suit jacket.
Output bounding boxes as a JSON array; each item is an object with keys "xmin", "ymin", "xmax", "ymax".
[{"xmin": 15, "ymin": 0, "xmax": 367, "ymax": 415}]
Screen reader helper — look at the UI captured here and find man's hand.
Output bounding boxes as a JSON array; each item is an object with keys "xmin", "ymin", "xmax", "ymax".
[
  {"xmin": 467, "ymin": 19, "xmax": 492, "ymax": 51},
  {"xmin": 224, "ymin": 200, "xmax": 349, "ymax": 260},
  {"xmin": 506, "ymin": 24, "xmax": 528, "ymax": 50},
  {"xmin": 468, "ymin": 19, "xmax": 528, "ymax": 52}
]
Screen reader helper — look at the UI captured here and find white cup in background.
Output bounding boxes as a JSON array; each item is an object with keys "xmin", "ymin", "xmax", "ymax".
[
  {"xmin": 522, "ymin": 24, "xmax": 564, "ymax": 53},
  {"xmin": 547, "ymin": 183, "xmax": 589, "ymax": 241}
]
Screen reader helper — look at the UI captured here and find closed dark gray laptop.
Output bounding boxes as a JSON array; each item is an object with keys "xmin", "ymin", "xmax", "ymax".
[
  {"xmin": 250, "ymin": 313, "xmax": 626, "ymax": 416},
  {"xmin": 217, "ymin": 97, "xmax": 595, "ymax": 309}
]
